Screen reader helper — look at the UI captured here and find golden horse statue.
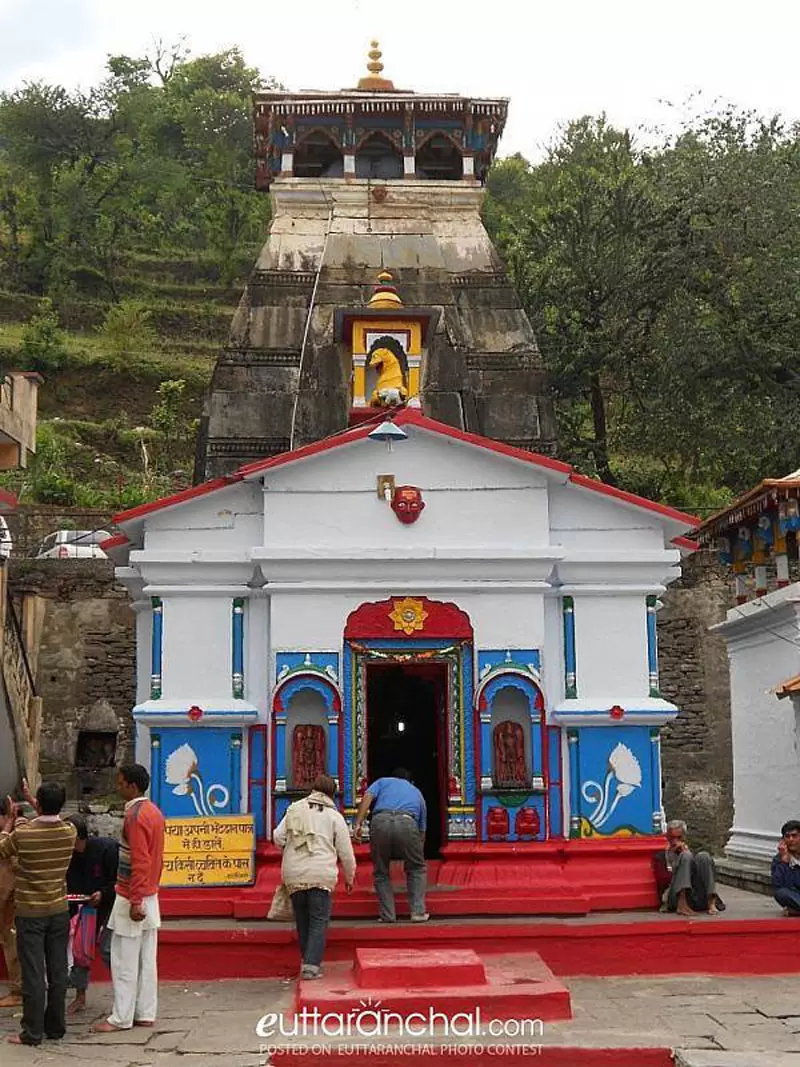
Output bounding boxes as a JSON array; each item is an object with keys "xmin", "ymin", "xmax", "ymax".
[{"xmin": 369, "ymin": 347, "xmax": 408, "ymax": 407}]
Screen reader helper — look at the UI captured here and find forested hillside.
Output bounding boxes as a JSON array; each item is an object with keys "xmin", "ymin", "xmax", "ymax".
[
  {"xmin": 0, "ymin": 46, "xmax": 274, "ymax": 508},
  {"xmin": 0, "ymin": 45, "xmax": 798, "ymax": 514},
  {"xmin": 484, "ymin": 111, "xmax": 800, "ymax": 512}
]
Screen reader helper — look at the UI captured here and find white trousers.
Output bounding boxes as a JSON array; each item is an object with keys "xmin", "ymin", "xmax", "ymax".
[{"xmin": 107, "ymin": 927, "xmax": 158, "ymax": 1029}]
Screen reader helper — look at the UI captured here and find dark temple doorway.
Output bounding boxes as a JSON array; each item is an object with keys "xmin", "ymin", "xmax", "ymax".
[{"xmin": 366, "ymin": 662, "xmax": 447, "ymax": 858}]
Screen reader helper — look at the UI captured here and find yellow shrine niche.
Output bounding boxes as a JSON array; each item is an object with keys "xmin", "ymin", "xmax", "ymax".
[{"xmin": 341, "ymin": 272, "xmax": 427, "ymax": 411}]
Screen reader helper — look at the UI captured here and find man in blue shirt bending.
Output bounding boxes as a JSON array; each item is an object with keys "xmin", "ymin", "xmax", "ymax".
[{"xmin": 353, "ymin": 769, "xmax": 428, "ymax": 923}]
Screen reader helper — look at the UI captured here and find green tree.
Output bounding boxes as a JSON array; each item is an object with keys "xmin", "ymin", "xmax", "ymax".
[
  {"xmin": 487, "ymin": 118, "xmax": 671, "ymax": 485},
  {"xmin": 98, "ymin": 300, "xmax": 157, "ymax": 364},
  {"xmin": 636, "ymin": 109, "xmax": 800, "ymax": 494},
  {"xmin": 486, "ymin": 109, "xmax": 800, "ymax": 507},
  {"xmin": 18, "ymin": 299, "xmax": 68, "ymax": 371}
]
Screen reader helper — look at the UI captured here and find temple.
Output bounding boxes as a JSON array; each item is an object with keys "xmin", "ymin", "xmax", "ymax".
[
  {"xmin": 106, "ymin": 399, "xmax": 696, "ymax": 911},
  {"xmin": 105, "ymin": 46, "xmax": 699, "ymax": 915},
  {"xmin": 194, "ymin": 42, "xmax": 556, "ymax": 481},
  {"xmin": 694, "ymin": 472, "xmax": 800, "ymax": 868}
]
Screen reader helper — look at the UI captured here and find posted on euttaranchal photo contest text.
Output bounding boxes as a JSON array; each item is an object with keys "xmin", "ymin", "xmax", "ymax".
[{"xmin": 254, "ymin": 1003, "xmax": 546, "ymax": 1057}]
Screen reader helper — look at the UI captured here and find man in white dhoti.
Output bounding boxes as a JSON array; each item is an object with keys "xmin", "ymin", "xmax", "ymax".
[{"xmin": 92, "ymin": 764, "xmax": 165, "ymax": 1033}]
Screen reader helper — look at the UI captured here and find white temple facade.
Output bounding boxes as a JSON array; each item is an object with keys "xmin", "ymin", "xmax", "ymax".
[{"xmin": 106, "ymin": 409, "xmax": 694, "ymax": 879}]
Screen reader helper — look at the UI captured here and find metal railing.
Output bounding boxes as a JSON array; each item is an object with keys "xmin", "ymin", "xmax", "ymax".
[{"xmin": 4, "ymin": 592, "xmax": 35, "ymax": 695}]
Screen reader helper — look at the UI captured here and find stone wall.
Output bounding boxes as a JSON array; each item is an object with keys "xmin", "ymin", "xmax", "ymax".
[
  {"xmin": 8, "ymin": 558, "xmax": 135, "ymax": 801},
  {"xmin": 658, "ymin": 550, "xmax": 734, "ymax": 853},
  {"xmin": 197, "ymin": 180, "xmax": 557, "ymax": 481}
]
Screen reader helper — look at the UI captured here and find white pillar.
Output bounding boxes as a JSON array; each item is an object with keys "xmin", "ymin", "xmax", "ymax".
[
  {"xmin": 403, "ymin": 154, "xmax": 415, "ymax": 177},
  {"xmin": 344, "ymin": 153, "xmax": 356, "ymax": 176},
  {"xmin": 776, "ymin": 554, "xmax": 790, "ymax": 587},
  {"xmin": 463, "ymin": 155, "xmax": 475, "ymax": 179},
  {"xmin": 755, "ymin": 565, "xmax": 768, "ymax": 598}
]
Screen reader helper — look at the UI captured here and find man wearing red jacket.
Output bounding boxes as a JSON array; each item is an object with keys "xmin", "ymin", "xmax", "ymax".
[{"xmin": 93, "ymin": 764, "xmax": 165, "ymax": 1033}]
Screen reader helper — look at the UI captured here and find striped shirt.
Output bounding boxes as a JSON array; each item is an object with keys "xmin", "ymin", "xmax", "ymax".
[{"xmin": 0, "ymin": 817, "xmax": 77, "ymax": 917}]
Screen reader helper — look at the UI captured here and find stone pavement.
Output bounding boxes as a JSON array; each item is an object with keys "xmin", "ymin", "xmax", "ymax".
[{"xmin": 1, "ymin": 974, "xmax": 800, "ymax": 1065}]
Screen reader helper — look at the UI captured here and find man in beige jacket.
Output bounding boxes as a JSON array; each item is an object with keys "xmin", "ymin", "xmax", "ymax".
[
  {"xmin": 0, "ymin": 798, "xmax": 31, "ymax": 1009},
  {"xmin": 273, "ymin": 775, "xmax": 356, "ymax": 979},
  {"xmin": 0, "ymin": 847, "xmax": 21, "ymax": 1007}
]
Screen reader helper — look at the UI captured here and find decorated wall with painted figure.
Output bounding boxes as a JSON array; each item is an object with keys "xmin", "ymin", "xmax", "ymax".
[{"xmin": 108, "ymin": 408, "xmax": 694, "ymax": 883}]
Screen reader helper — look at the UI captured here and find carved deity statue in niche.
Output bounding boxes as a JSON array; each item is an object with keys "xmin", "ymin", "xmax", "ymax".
[
  {"xmin": 486, "ymin": 805, "xmax": 509, "ymax": 840},
  {"xmin": 292, "ymin": 724, "xmax": 326, "ymax": 789},
  {"xmin": 493, "ymin": 720, "xmax": 527, "ymax": 789},
  {"xmin": 369, "ymin": 337, "xmax": 408, "ymax": 407}
]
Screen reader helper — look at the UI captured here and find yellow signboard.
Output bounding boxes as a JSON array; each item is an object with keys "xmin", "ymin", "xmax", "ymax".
[{"xmin": 162, "ymin": 816, "xmax": 255, "ymax": 887}]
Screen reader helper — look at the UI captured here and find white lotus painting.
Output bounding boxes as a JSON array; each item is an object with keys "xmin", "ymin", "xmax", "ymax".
[
  {"xmin": 581, "ymin": 742, "xmax": 642, "ymax": 830},
  {"xmin": 165, "ymin": 743, "xmax": 230, "ymax": 817}
]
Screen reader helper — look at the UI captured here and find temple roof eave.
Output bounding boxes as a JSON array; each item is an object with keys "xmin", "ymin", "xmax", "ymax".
[
  {"xmin": 693, "ymin": 478, "xmax": 800, "ymax": 542},
  {"xmin": 255, "ymin": 91, "xmax": 509, "ymax": 109}
]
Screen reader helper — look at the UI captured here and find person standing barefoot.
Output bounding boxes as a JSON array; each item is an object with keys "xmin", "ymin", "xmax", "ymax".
[{"xmin": 92, "ymin": 765, "xmax": 165, "ymax": 1034}]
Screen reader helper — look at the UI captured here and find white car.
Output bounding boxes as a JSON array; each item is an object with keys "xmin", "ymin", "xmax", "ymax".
[
  {"xmin": 35, "ymin": 529, "xmax": 111, "ymax": 560},
  {"xmin": 0, "ymin": 517, "xmax": 12, "ymax": 559}
]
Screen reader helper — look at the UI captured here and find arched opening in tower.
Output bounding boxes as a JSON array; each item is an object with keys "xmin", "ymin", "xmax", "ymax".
[
  {"xmin": 355, "ymin": 132, "xmax": 404, "ymax": 179},
  {"xmin": 416, "ymin": 134, "xmax": 464, "ymax": 180},
  {"xmin": 293, "ymin": 131, "xmax": 344, "ymax": 178}
]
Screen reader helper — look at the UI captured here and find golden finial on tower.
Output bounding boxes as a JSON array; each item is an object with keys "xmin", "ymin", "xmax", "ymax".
[
  {"xmin": 368, "ymin": 41, "xmax": 383, "ymax": 77},
  {"xmin": 357, "ymin": 40, "xmax": 396, "ymax": 92},
  {"xmin": 368, "ymin": 270, "xmax": 403, "ymax": 309}
]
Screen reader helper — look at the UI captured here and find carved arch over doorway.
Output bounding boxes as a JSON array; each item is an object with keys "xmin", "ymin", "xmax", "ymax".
[{"xmin": 344, "ymin": 597, "xmax": 474, "ymax": 641}]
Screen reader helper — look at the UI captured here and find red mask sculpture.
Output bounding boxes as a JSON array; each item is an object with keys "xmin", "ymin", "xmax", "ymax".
[{"xmin": 391, "ymin": 485, "xmax": 425, "ymax": 524}]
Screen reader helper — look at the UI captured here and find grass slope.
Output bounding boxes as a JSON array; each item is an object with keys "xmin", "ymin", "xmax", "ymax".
[{"xmin": 0, "ymin": 249, "xmax": 252, "ymax": 510}]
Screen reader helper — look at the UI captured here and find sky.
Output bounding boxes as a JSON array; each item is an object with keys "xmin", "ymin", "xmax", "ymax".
[{"xmin": 1, "ymin": 0, "xmax": 799, "ymax": 159}]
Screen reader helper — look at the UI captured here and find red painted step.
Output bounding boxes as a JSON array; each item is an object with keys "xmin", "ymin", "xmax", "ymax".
[
  {"xmin": 295, "ymin": 950, "xmax": 572, "ymax": 1023},
  {"xmin": 354, "ymin": 947, "xmax": 487, "ymax": 989},
  {"xmin": 159, "ymin": 838, "xmax": 662, "ymax": 920},
  {"xmin": 129, "ymin": 913, "xmax": 800, "ymax": 982}
]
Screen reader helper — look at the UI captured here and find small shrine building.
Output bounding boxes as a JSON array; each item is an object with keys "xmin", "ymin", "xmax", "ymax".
[
  {"xmin": 694, "ymin": 472, "xmax": 800, "ymax": 867},
  {"xmin": 102, "ymin": 46, "xmax": 699, "ymax": 911},
  {"xmin": 105, "ymin": 384, "xmax": 695, "ymax": 907}
]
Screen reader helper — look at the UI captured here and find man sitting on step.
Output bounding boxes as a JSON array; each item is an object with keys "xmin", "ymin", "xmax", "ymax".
[
  {"xmin": 353, "ymin": 769, "xmax": 429, "ymax": 924},
  {"xmin": 655, "ymin": 820, "xmax": 725, "ymax": 916},
  {"xmin": 772, "ymin": 819, "xmax": 800, "ymax": 916}
]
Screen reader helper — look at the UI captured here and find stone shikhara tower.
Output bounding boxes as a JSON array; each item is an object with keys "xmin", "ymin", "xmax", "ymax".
[{"xmin": 195, "ymin": 43, "xmax": 556, "ymax": 481}]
